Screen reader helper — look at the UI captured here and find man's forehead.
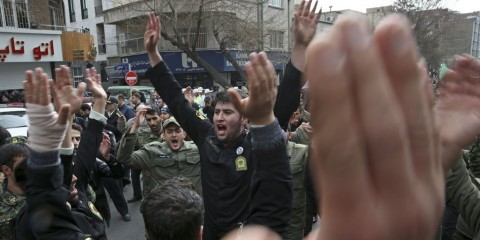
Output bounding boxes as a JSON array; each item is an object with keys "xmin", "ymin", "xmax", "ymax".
[
  {"xmin": 145, "ymin": 113, "xmax": 159, "ymax": 119},
  {"xmin": 215, "ymin": 102, "xmax": 237, "ymax": 111},
  {"xmin": 71, "ymin": 129, "xmax": 81, "ymax": 137}
]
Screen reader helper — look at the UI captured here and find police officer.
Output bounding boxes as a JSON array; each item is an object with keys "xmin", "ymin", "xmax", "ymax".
[
  {"xmin": 117, "ymin": 115, "xmax": 201, "ymax": 197},
  {"xmin": 105, "ymin": 96, "xmax": 123, "ymax": 141}
]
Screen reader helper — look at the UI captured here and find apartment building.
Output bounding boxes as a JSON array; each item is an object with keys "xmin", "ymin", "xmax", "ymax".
[
  {"xmin": 102, "ymin": 0, "xmax": 295, "ymax": 88},
  {"xmin": 0, "ymin": 0, "xmax": 65, "ymax": 90},
  {"xmin": 63, "ymin": 0, "xmax": 118, "ymax": 85},
  {"xmin": 440, "ymin": 11, "xmax": 480, "ymax": 60},
  {"xmin": 0, "ymin": 0, "xmax": 99, "ymax": 90}
]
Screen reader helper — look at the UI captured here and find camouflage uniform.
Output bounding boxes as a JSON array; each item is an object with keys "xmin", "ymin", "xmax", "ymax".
[
  {"xmin": 285, "ymin": 141, "xmax": 309, "ymax": 240},
  {"xmin": 0, "ymin": 181, "xmax": 25, "ymax": 240},
  {"xmin": 117, "ymin": 133, "xmax": 201, "ymax": 197},
  {"xmin": 137, "ymin": 123, "xmax": 161, "ymax": 147}
]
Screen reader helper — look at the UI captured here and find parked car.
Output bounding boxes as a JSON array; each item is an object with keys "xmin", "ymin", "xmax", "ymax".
[
  {"xmin": 107, "ymin": 86, "xmax": 155, "ymax": 105},
  {"xmin": 0, "ymin": 107, "xmax": 28, "ymax": 137}
]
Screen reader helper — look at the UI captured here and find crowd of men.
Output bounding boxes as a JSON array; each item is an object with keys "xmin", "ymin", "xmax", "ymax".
[{"xmin": 1, "ymin": 0, "xmax": 480, "ymax": 239}]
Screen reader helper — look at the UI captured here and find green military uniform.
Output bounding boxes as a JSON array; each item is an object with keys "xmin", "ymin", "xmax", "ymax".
[
  {"xmin": 285, "ymin": 141, "xmax": 309, "ymax": 240},
  {"xmin": 301, "ymin": 109, "xmax": 310, "ymax": 122},
  {"xmin": 290, "ymin": 126, "xmax": 310, "ymax": 145},
  {"xmin": 117, "ymin": 130, "xmax": 201, "ymax": 197},
  {"xmin": 449, "ymin": 138, "xmax": 480, "ymax": 240},
  {"xmin": 136, "ymin": 123, "xmax": 161, "ymax": 147},
  {"xmin": 0, "ymin": 181, "xmax": 25, "ymax": 240}
]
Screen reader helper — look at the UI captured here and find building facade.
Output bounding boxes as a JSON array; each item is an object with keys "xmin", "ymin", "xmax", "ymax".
[
  {"xmin": 0, "ymin": 0, "xmax": 64, "ymax": 90},
  {"xmin": 440, "ymin": 11, "xmax": 480, "ymax": 60},
  {"xmin": 102, "ymin": 0, "xmax": 295, "ymax": 89},
  {"xmin": 62, "ymin": 0, "xmax": 118, "ymax": 86},
  {"xmin": 0, "ymin": 0, "xmax": 97, "ymax": 92}
]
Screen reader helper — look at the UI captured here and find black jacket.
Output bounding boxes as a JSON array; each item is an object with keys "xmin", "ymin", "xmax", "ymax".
[
  {"xmin": 105, "ymin": 109, "xmax": 122, "ymax": 141},
  {"xmin": 146, "ymin": 62, "xmax": 293, "ymax": 239},
  {"xmin": 15, "ymin": 117, "xmax": 108, "ymax": 240}
]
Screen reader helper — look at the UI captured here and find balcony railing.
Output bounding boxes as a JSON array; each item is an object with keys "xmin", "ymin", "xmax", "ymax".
[{"xmin": 118, "ymin": 37, "xmax": 145, "ymax": 56}]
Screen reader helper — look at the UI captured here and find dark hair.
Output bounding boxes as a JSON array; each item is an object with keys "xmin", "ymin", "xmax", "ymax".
[
  {"xmin": 117, "ymin": 94, "xmax": 125, "ymax": 101},
  {"xmin": 213, "ymin": 91, "xmax": 231, "ymax": 108},
  {"xmin": 0, "ymin": 126, "xmax": 11, "ymax": 147},
  {"xmin": 145, "ymin": 108, "xmax": 158, "ymax": 116},
  {"xmin": 80, "ymin": 103, "xmax": 91, "ymax": 111},
  {"xmin": 72, "ymin": 123, "xmax": 83, "ymax": 133},
  {"xmin": 0, "ymin": 143, "xmax": 29, "ymax": 169},
  {"xmin": 141, "ymin": 177, "xmax": 203, "ymax": 240},
  {"xmin": 132, "ymin": 92, "xmax": 141, "ymax": 99}
]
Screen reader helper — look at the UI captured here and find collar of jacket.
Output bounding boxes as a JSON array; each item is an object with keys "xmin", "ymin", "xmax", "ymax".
[{"xmin": 208, "ymin": 131, "xmax": 248, "ymax": 151}]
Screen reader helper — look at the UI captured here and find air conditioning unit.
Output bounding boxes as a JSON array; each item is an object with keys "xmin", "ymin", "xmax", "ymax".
[{"xmin": 119, "ymin": 33, "xmax": 126, "ymax": 47}]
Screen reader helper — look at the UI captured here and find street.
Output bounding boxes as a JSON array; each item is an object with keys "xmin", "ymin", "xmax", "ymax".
[{"xmin": 105, "ymin": 183, "xmax": 144, "ymax": 240}]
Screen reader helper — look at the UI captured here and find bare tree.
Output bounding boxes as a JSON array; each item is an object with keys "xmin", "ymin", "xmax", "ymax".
[
  {"xmin": 111, "ymin": 0, "xmax": 289, "ymax": 88},
  {"xmin": 393, "ymin": 0, "xmax": 454, "ymax": 70}
]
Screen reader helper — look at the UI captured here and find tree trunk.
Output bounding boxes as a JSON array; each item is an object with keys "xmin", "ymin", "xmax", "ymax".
[{"xmin": 221, "ymin": 49, "xmax": 247, "ymax": 83}]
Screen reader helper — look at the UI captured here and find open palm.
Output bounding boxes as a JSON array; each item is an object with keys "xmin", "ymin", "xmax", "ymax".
[
  {"xmin": 144, "ymin": 12, "xmax": 160, "ymax": 53},
  {"xmin": 52, "ymin": 66, "xmax": 85, "ymax": 115},
  {"xmin": 435, "ymin": 56, "xmax": 480, "ymax": 166},
  {"xmin": 294, "ymin": 0, "xmax": 321, "ymax": 46}
]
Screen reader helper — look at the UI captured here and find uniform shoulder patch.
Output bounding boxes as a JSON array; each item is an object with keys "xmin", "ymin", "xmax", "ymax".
[{"xmin": 88, "ymin": 201, "xmax": 103, "ymax": 220}]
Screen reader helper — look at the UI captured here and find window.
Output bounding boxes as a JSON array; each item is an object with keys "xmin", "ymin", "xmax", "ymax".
[
  {"xmin": 177, "ymin": 28, "xmax": 207, "ymax": 48},
  {"xmin": 72, "ymin": 67, "xmax": 83, "ymax": 87},
  {"xmin": 68, "ymin": 0, "xmax": 75, "ymax": 22},
  {"xmin": 269, "ymin": 0, "xmax": 283, "ymax": 8},
  {"xmin": 49, "ymin": 0, "xmax": 64, "ymax": 30},
  {"xmin": 81, "ymin": 0, "xmax": 88, "ymax": 19},
  {"xmin": 3, "ymin": 0, "xmax": 15, "ymax": 27},
  {"xmin": 15, "ymin": 0, "xmax": 29, "ymax": 28},
  {"xmin": 1, "ymin": 0, "xmax": 29, "ymax": 28},
  {"xmin": 270, "ymin": 31, "xmax": 283, "ymax": 49}
]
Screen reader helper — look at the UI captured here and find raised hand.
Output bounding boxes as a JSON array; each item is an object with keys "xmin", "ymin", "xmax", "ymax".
[
  {"xmin": 99, "ymin": 132, "xmax": 111, "ymax": 160},
  {"xmin": 306, "ymin": 14, "xmax": 442, "ymax": 240},
  {"xmin": 292, "ymin": 0, "xmax": 321, "ymax": 73},
  {"xmin": 24, "ymin": 68, "xmax": 70, "ymax": 152},
  {"xmin": 85, "ymin": 67, "xmax": 106, "ymax": 100},
  {"xmin": 52, "ymin": 65, "xmax": 85, "ymax": 116},
  {"xmin": 228, "ymin": 52, "xmax": 276, "ymax": 125},
  {"xmin": 294, "ymin": 0, "xmax": 321, "ymax": 47},
  {"xmin": 145, "ymin": 12, "xmax": 160, "ymax": 54},
  {"xmin": 435, "ymin": 55, "xmax": 480, "ymax": 169},
  {"xmin": 145, "ymin": 12, "xmax": 163, "ymax": 67},
  {"xmin": 85, "ymin": 67, "xmax": 107, "ymax": 114},
  {"xmin": 130, "ymin": 106, "xmax": 149, "ymax": 133},
  {"xmin": 184, "ymin": 86, "xmax": 194, "ymax": 104}
]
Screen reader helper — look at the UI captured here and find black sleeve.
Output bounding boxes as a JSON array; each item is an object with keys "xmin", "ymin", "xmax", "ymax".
[
  {"xmin": 25, "ymin": 150, "xmax": 84, "ymax": 240},
  {"xmin": 246, "ymin": 120, "xmax": 292, "ymax": 238},
  {"xmin": 74, "ymin": 118, "xmax": 104, "ymax": 194},
  {"xmin": 146, "ymin": 62, "xmax": 212, "ymax": 145},
  {"xmin": 96, "ymin": 157, "xmax": 124, "ymax": 178},
  {"xmin": 274, "ymin": 61, "xmax": 302, "ymax": 130}
]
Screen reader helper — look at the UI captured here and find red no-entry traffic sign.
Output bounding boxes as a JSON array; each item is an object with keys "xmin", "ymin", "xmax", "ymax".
[{"xmin": 125, "ymin": 71, "xmax": 138, "ymax": 86}]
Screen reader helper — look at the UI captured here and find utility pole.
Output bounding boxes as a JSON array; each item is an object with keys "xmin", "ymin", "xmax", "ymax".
[{"xmin": 257, "ymin": 0, "xmax": 265, "ymax": 51}]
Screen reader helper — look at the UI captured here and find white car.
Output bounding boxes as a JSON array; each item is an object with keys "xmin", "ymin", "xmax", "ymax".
[{"xmin": 0, "ymin": 107, "xmax": 28, "ymax": 137}]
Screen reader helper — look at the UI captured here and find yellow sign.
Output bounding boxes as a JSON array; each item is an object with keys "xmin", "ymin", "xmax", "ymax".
[{"xmin": 235, "ymin": 156, "xmax": 247, "ymax": 171}]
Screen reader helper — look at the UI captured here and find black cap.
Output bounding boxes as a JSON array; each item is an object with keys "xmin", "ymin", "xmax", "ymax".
[{"xmin": 106, "ymin": 96, "xmax": 118, "ymax": 104}]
